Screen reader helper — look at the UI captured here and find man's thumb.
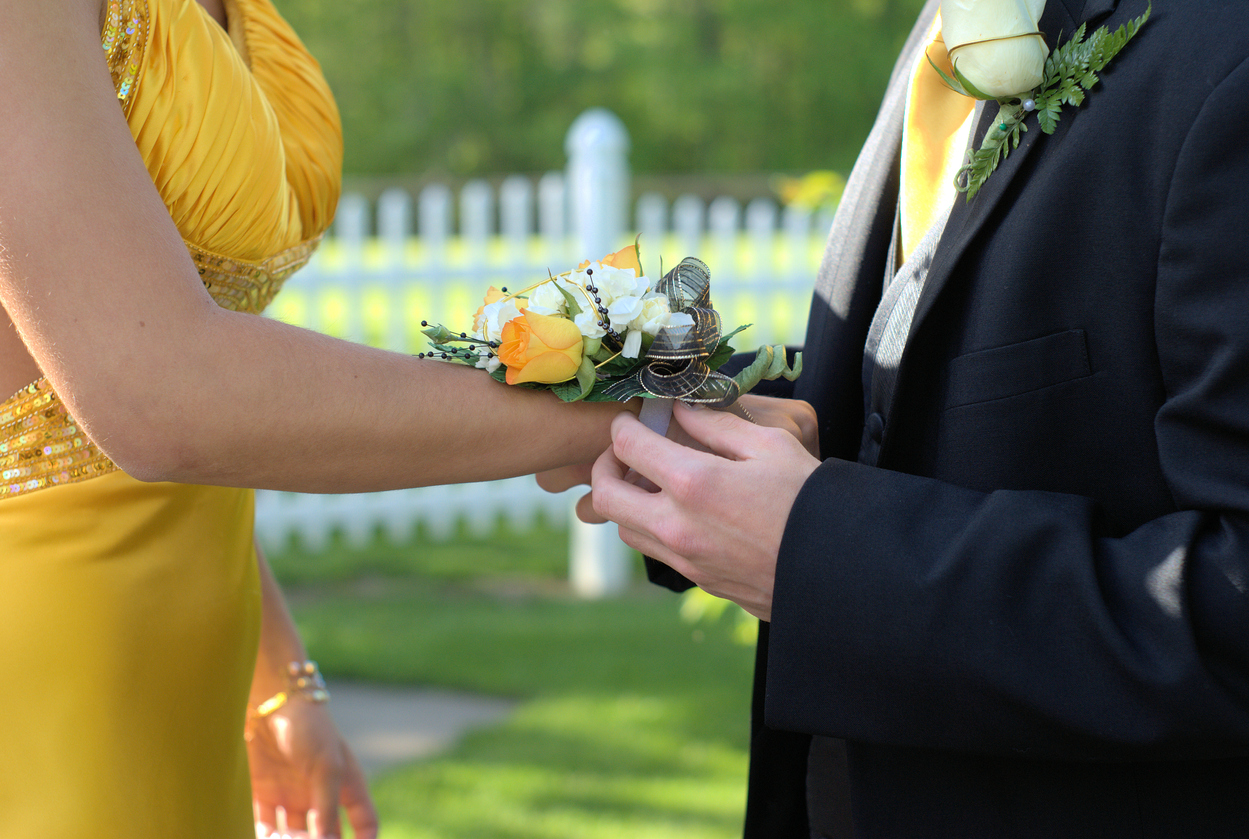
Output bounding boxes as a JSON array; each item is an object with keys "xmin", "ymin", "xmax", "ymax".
[{"xmin": 672, "ymin": 400, "xmax": 757, "ymax": 460}]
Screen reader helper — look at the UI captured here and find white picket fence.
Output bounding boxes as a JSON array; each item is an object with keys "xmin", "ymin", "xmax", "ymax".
[{"xmin": 254, "ymin": 109, "xmax": 826, "ymax": 593}]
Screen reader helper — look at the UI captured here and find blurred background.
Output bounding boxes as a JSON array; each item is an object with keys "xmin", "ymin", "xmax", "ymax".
[
  {"xmin": 263, "ymin": 1, "xmax": 924, "ymax": 836},
  {"xmin": 283, "ymin": 0, "xmax": 923, "ymax": 195}
]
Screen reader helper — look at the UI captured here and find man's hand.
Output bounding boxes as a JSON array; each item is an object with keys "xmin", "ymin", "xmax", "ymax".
[
  {"xmin": 590, "ymin": 400, "xmax": 821, "ymax": 621},
  {"xmin": 535, "ymin": 394, "xmax": 819, "ymax": 525}
]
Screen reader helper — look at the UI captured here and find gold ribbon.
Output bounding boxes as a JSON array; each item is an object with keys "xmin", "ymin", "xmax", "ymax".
[{"xmin": 604, "ymin": 258, "xmax": 739, "ymax": 409}]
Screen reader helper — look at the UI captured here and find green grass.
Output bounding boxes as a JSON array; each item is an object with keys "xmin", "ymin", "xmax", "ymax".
[
  {"xmin": 266, "ymin": 519, "xmax": 571, "ymax": 587},
  {"xmin": 272, "ymin": 528, "xmax": 756, "ymax": 839}
]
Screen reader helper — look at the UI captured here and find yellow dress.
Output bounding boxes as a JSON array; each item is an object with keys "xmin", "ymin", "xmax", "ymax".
[{"xmin": 0, "ymin": 0, "xmax": 341, "ymax": 835}]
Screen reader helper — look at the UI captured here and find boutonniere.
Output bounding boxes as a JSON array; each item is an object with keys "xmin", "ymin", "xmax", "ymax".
[{"xmin": 931, "ymin": 1, "xmax": 1152, "ymax": 199}]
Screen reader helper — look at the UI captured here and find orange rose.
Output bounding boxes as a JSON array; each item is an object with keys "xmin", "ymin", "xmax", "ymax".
[
  {"xmin": 498, "ymin": 310, "xmax": 585, "ymax": 385},
  {"xmin": 578, "ymin": 243, "xmax": 642, "ymax": 277}
]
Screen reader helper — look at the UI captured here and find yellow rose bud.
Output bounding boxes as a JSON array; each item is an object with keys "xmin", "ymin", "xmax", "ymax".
[
  {"xmin": 498, "ymin": 310, "xmax": 585, "ymax": 385},
  {"xmin": 579, "ymin": 243, "xmax": 642, "ymax": 277},
  {"xmin": 942, "ymin": 0, "xmax": 1049, "ymax": 100}
]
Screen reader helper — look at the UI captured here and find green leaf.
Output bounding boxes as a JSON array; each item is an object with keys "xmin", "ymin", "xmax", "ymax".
[
  {"xmin": 731, "ymin": 345, "xmax": 802, "ymax": 395},
  {"xmin": 555, "ymin": 281, "xmax": 583, "ymax": 317},
  {"xmin": 706, "ymin": 342, "xmax": 735, "ymax": 372},
  {"xmin": 581, "ymin": 389, "xmax": 627, "ymax": 403},
  {"xmin": 571, "ymin": 355, "xmax": 597, "ymax": 403},
  {"xmin": 951, "ymin": 61, "xmax": 995, "ymax": 101},
  {"xmin": 550, "ymin": 380, "xmax": 583, "ymax": 402},
  {"xmin": 1038, "ymin": 100, "xmax": 1060, "ymax": 133},
  {"xmin": 596, "ymin": 354, "xmax": 644, "ymax": 378},
  {"xmin": 926, "ymin": 52, "xmax": 967, "ymax": 97}
]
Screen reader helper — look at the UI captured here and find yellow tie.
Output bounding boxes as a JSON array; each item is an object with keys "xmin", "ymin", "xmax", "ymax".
[{"xmin": 899, "ymin": 12, "xmax": 977, "ymax": 264}]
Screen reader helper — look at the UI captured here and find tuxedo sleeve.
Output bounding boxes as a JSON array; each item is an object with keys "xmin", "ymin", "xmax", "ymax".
[{"xmin": 765, "ymin": 55, "xmax": 1249, "ymax": 761}]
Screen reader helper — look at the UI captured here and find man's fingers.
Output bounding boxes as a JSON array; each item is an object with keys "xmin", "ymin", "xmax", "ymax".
[
  {"xmin": 590, "ymin": 441, "xmax": 669, "ymax": 536},
  {"xmin": 615, "ymin": 523, "xmax": 697, "ymax": 582},
  {"xmin": 739, "ymin": 395, "xmax": 821, "ymax": 457},
  {"xmin": 674, "ymin": 400, "xmax": 767, "ymax": 461},
  {"xmin": 608, "ymin": 410, "xmax": 717, "ymax": 496},
  {"xmin": 283, "ymin": 803, "xmax": 310, "ymax": 834}
]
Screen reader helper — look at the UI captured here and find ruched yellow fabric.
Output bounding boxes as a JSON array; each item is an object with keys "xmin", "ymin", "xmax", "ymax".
[
  {"xmin": 126, "ymin": 0, "xmax": 340, "ymax": 259},
  {"xmin": 0, "ymin": 0, "xmax": 341, "ymax": 836}
]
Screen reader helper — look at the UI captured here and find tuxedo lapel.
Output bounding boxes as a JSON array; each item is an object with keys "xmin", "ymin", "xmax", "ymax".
[
  {"xmin": 799, "ymin": 0, "xmax": 939, "ymax": 458},
  {"xmin": 1076, "ymin": 0, "xmax": 1121, "ymax": 25}
]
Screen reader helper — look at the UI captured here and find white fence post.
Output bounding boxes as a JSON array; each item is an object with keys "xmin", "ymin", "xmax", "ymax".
[
  {"xmin": 378, "ymin": 187, "xmax": 412, "ymax": 351},
  {"xmin": 335, "ymin": 194, "xmax": 369, "ymax": 344},
  {"xmin": 566, "ymin": 108, "xmax": 630, "ymax": 261},
  {"xmin": 565, "ymin": 108, "xmax": 634, "ymax": 598},
  {"xmin": 538, "ymin": 171, "xmax": 568, "ymax": 266}
]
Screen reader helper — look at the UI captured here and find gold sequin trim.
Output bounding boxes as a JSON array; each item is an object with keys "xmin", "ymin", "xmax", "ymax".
[
  {"xmin": 102, "ymin": 0, "xmax": 149, "ymax": 108},
  {"xmin": 192, "ymin": 236, "xmax": 322, "ymax": 314},
  {"xmin": 0, "ymin": 237, "xmax": 323, "ymax": 499},
  {"xmin": 0, "ymin": 380, "xmax": 117, "ymax": 499}
]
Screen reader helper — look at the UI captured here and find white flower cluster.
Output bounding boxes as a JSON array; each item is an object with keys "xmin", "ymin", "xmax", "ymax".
[
  {"xmin": 530, "ymin": 261, "xmax": 694, "ymax": 358},
  {"xmin": 472, "ymin": 296, "xmax": 522, "ymax": 374}
]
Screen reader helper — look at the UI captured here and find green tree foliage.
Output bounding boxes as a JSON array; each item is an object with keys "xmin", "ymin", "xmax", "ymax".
[{"xmin": 278, "ymin": 0, "xmax": 925, "ymax": 176}]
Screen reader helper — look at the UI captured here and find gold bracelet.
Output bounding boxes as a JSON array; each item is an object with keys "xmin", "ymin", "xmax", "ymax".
[
  {"xmin": 285, "ymin": 659, "xmax": 331, "ymax": 704},
  {"xmin": 247, "ymin": 661, "xmax": 330, "ymax": 736}
]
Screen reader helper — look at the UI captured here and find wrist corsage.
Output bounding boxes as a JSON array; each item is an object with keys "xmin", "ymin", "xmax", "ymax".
[{"xmin": 420, "ymin": 242, "xmax": 800, "ymax": 414}]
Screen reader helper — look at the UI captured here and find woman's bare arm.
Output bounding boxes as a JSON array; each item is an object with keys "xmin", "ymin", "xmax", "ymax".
[{"xmin": 0, "ymin": 0, "xmax": 634, "ymax": 492}]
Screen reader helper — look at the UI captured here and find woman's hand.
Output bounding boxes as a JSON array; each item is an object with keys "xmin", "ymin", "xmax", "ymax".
[
  {"xmin": 248, "ymin": 545, "xmax": 379, "ymax": 839},
  {"xmin": 247, "ymin": 697, "xmax": 378, "ymax": 839}
]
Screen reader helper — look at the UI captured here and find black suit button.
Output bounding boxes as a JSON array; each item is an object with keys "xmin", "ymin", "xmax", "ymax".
[{"xmin": 866, "ymin": 412, "xmax": 885, "ymax": 442}]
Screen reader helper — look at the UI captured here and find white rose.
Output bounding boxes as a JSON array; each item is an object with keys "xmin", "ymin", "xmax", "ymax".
[
  {"xmin": 620, "ymin": 309, "xmax": 695, "ymax": 359},
  {"xmin": 574, "ymin": 310, "xmax": 606, "ymax": 339},
  {"xmin": 526, "ymin": 279, "xmax": 579, "ymax": 317},
  {"xmin": 576, "ymin": 262, "xmax": 646, "ymax": 308},
  {"xmin": 475, "ymin": 354, "xmax": 502, "ymax": 374},
  {"xmin": 475, "ymin": 298, "xmax": 524, "ymax": 343},
  {"xmin": 942, "ymin": 0, "xmax": 1048, "ymax": 99},
  {"xmin": 606, "ymin": 295, "xmax": 645, "ymax": 332},
  {"xmin": 631, "ymin": 293, "xmax": 675, "ymax": 337},
  {"xmin": 622, "ymin": 329, "xmax": 644, "ymax": 359}
]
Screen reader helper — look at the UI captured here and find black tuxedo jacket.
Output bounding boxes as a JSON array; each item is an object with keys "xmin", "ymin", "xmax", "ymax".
[{"xmin": 651, "ymin": 0, "xmax": 1249, "ymax": 836}]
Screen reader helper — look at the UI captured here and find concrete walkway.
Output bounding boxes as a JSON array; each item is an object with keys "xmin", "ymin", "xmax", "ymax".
[{"xmin": 328, "ymin": 683, "xmax": 517, "ymax": 775}]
